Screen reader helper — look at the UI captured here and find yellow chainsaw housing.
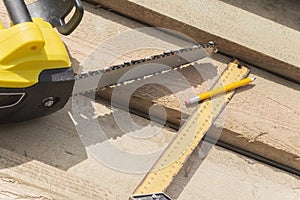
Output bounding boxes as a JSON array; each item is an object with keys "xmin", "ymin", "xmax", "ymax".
[{"xmin": 0, "ymin": 18, "xmax": 71, "ymax": 88}]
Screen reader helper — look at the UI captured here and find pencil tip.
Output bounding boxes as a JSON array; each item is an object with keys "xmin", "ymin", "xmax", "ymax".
[{"xmin": 250, "ymin": 77, "xmax": 256, "ymax": 81}]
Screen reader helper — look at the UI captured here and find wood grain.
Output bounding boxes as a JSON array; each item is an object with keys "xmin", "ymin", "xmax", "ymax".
[
  {"xmin": 0, "ymin": 146, "xmax": 116, "ymax": 200},
  {"xmin": 90, "ymin": 0, "xmax": 300, "ymax": 83}
]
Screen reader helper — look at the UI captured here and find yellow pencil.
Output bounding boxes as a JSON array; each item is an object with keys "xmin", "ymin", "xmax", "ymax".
[{"xmin": 185, "ymin": 77, "xmax": 256, "ymax": 105}]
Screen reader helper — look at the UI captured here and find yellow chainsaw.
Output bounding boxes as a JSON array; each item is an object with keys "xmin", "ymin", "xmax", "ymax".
[{"xmin": 0, "ymin": 0, "xmax": 217, "ymax": 123}]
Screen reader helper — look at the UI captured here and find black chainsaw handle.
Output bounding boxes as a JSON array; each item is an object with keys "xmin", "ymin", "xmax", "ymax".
[
  {"xmin": 3, "ymin": 0, "xmax": 32, "ymax": 25},
  {"xmin": 56, "ymin": 0, "xmax": 84, "ymax": 35},
  {"xmin": 27, "ymin": 0, "xmax": 84, "ymax": 35}
]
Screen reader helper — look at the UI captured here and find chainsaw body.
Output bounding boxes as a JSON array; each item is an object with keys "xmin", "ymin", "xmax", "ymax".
[
  {"xmin": 0, "ymin": 0, "xmax": 216, "ymax": 124},
  {"xmin": 0, "ymin": 0, "xmax": 83, "ymax": 123}
]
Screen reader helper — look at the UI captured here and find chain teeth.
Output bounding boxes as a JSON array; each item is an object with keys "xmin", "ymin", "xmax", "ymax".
[
  {"xmin": 75, "ymin": 42, "xmax": 218, "ymax": 91},
  {"xmin": 163, "ymin": 50, "xmax": 172, "ymax": 55}
]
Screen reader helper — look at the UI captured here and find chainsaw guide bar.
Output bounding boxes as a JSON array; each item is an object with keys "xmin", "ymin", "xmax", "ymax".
[{"xmin": 73, "ymin": 42, "xmax": 217, "ymax": 95}]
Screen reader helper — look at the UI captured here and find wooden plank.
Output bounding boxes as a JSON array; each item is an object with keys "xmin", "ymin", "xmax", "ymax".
[
  {"xmin": 0, "ymin": 99, "xmax": 173, "ymax": 199},
  {"xmin": 0, "ymin": 173, "xmax": 66, "ymax": 200},
  {"xmin": 174, "ymin": 145, "xmax": 300, "ymax": 200},
  {"xmin": 96, "ymin": 53, "xmax": 300, "ymax": 172},
  {"xmin": 1, "ymin": 104, "xmax": 299, "ymax": 200},
  {"xmin": 90, "ymin": 0, "xmax": 300, "ymax": 83},
  {"xmin": 0, "ymin": 146, "xmax": 117, "ymax": 200}
]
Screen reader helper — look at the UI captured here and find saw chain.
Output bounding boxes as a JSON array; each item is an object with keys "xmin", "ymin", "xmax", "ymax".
[
  {"xmin": 0, "ymin": 0, "xmax": 217, "ymax": 123},
  {"xmin": 73, "ymin": 42, "xmax": 218, "ymax": 95}
]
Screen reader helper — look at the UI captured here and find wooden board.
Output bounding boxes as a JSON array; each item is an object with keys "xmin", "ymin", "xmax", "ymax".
[
  {"xmin": 175, "ymin": 145, "xmax": 300, "ymax": 200},
  {"xmin": 90, "ymin": 0, "xmax": 300, "ymax": 83},
  {"xmin": 0, "ymin": 144, "xmax": 116, "ymax": 200},
  {"xmin": 1, "ymin": 100, "xmax": 297, "ymax": 199},
  {"xmin": 97, "ymin": 54, "xmax": 300, "ymax": 172}
]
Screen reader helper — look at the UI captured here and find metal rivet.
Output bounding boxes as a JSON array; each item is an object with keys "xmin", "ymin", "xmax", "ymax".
[{"xmin": 43, "ymin": 97, "xmax": 55, "ymax": 107}]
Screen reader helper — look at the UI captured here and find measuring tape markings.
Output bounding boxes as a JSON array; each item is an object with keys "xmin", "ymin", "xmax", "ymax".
[{"xmin": 133, "ymin": 61, "xmax": 250, "ymax": 195}]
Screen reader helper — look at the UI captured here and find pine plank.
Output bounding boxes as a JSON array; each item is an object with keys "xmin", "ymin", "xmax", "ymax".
[
  {"xmin": 0, "ymin": 146, "xmax": 117, "ymax": 200},
  {"xmin": 90, "ymin": 0, "xmax": 300, "ymax": 83},
  {"xmin": 175, "ymin": 145, "xmax": 300, "ymax": 200},
  {"xmin": 96, "ymin": 53, "xmax": 300, "ymax": 171}
]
